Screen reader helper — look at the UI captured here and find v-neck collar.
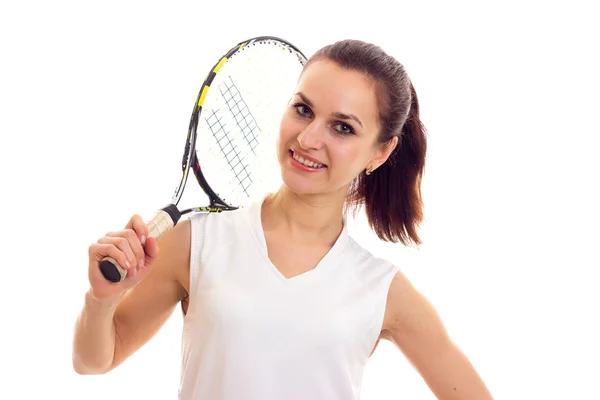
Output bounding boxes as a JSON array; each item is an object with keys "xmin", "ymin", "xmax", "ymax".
[{"xmin": 244, "ymin": 195, "xmax": 349, "ymax": 283}]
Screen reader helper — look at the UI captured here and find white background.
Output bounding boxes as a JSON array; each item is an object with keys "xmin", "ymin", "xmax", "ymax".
[{"xmin": 1, "ymin": 0, "xmax": 598, "ymax": 399}]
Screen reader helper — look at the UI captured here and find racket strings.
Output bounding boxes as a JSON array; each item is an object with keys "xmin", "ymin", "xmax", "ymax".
[
  {"xmin": 205, "ymin": 109, "xmax": 253, "ymax": 196},
  {"xmin": 197, "ymin": 39, "xmax": 307, "ymax": 207},
  {"xmin": 220, "ymin": 77, "xmax": 260, "ymax": 154}
]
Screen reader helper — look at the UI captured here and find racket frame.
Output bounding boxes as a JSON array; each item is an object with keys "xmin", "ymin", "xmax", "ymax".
[{"xmin": 99, "ymin": 36, "xmax": 308, "ymax": 282}]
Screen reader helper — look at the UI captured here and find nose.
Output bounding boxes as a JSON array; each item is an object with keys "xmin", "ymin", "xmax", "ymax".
[{"xmin": 297, "ymin": 121, "xmax": 325, "ymax": 150}]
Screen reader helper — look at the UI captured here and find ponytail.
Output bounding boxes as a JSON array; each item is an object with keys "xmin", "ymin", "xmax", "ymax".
[{"xmin": 347, "ymin": 81, "xmax": 427, "ymax": 246}]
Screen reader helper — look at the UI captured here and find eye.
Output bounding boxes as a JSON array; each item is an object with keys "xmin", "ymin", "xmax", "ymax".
[
  {"xmin": 333, "ymin": 122, "xmax": 355, "ymax": 135},
  {"xmin": 293, "ymin": 102, "xmax": 313, "ymax": 118}
]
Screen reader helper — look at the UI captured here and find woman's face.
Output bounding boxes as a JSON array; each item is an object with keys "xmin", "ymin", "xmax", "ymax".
[{"xmin": 277, "ymin": 59, "xmax": 392, "ymax": 197}]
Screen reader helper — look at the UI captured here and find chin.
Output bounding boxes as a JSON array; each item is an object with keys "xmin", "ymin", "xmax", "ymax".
[{"xmin": 279, "ymin": 170, "xmax": 323, "ymax": 195}]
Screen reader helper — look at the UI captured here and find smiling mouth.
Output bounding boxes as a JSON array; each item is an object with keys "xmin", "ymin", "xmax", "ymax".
[{"xmin": 289, "ymin": 149, "xmax": 327, "ymax": 169}]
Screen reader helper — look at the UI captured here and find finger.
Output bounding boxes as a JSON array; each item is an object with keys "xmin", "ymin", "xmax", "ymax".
[
  {"xmin": 89, "ymin": 243, "xmax": 132, "ymax": 273},
  {"xmin": 97, "ymin": 237, "xmax": 136, "ymax": 270},
  {"xmin": 125, "ymin": 214, "xmax": 148, "ymax": 246},
  {"xmin": 106, "ymin": 229, "xmax": 145, "ymax": 268}
]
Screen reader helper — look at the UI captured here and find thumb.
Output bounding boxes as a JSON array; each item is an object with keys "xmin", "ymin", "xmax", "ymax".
[{"xmin": 143, "ymin": 236, "xmax": 159, "ymax": 266}]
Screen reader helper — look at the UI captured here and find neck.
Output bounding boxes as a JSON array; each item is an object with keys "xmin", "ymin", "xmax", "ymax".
[{"xmin": 262, "ymin": 185, "xmax": 346, "ymax": 244}]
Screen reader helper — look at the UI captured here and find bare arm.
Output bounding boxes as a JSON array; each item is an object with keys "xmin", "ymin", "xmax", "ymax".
[
  {"xmin": 72, "ymin": 217, "xmax": 190, "ymax": 374},
  {"xmin": 381, "ymin": 271, "xmax": 494, "ymax": 399},
  {"xmin": 72, "ymin": 289, "xmax": 124, "ymax": 374}
]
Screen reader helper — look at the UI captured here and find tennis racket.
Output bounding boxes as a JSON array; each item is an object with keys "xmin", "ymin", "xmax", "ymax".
[{"xmin": 99, "ymin": 36, "xmax": 308, "ymax": 283}]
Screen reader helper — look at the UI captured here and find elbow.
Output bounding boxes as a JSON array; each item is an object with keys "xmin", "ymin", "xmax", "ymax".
[{"xmin": 72, "ymin": 353, "xmax": 113, "ymax": 375}]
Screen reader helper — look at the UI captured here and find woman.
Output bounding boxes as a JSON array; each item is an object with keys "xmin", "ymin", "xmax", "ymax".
[{"xmin": 73, "ymin": 39, "xmax": 493, "ymax": 399}]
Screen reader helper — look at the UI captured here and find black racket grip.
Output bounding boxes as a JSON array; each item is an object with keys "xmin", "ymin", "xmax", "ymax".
[{"xmin": 99, "ymin": 204, "xmax": 182, "ymax": 283}]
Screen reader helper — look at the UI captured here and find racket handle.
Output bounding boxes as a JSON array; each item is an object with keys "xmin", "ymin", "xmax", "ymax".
[{"xmin": 99, "ymin": 204, "xmax": 182, "ymax": 283}]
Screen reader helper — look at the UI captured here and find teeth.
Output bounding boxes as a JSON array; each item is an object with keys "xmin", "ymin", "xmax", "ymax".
[{"xmin": 293, "ymin": 152, "xmax": 324, "ymax": 168}]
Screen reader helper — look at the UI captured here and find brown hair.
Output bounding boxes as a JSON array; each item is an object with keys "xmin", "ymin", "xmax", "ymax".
[{"xmin": 307, "ymin": 40, "xmax": 427, "ymax": 247}]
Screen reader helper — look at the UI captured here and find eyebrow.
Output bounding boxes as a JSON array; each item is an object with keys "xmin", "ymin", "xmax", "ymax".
[{"xmin": 296, "ymin": 92, "xmax": 363, "ymax": 128}]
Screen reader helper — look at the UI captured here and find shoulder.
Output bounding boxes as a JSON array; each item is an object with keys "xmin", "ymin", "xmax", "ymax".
[
  {"xmin": 381, "ymin": 269, "xmax": 415, "ymax": 332},
  {"xmin": 381, "ymin": 267, "xmax": 448, "ymax": 345},
  {"xmin": 340, "ymin": 235, "xmax": 417, "ymax": 316},
  {"xmin": 343, "ymin": 234, "xmax": 400, "ymax": 283},
  {"xmin": 188, "ymin": 203, "xmax": 254, "ymax": 229},
  {"xmin": 187, "ymin": 205, "xmax": 252, "ymax": 246},
  {"xmin": 151, "ymin": 206, "xmax": 246, "ymax": 294},
  {"xmin": 152, "ymin": 216, "xmax": 193, "ymax": 295},
  {"xmin": 340, "ymin": 235, "xmax": 427, "ymax": 337},
  {"xmin": 186, "ymin": 204, "xmax": 256, "ymax": 270}
]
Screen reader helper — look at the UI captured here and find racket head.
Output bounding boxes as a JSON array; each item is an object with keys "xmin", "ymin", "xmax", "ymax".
[{"xmin": 176, "ymin": 37, "xmax": 308, "ymax": 213}]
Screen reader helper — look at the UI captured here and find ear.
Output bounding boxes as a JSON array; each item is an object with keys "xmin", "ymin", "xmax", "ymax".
[{"xmin": 367, "ymin": 136, "xmax": 398, "ymax": 172}]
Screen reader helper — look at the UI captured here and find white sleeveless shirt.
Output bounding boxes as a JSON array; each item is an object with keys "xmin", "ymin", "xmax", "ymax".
[{"xmin": 178, "ymin": 196, "xmax": 399, "ymax": 400}]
